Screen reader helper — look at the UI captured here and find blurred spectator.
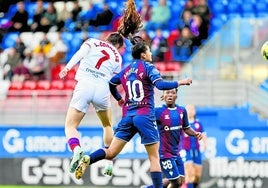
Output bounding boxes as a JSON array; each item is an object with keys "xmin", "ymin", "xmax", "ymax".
[
  {"xmin": 88, "ymin": 2, "xmax": 113, "ymax": 29},
  {"xmin": 191, "ymin": 14, "xmax": 207, "ymax": 46},
  {"xmin": 150, "ymin": 28, "xmax": 168, "ymax": 62},
  {"xmin": 31, "ymin": 0, "xmax": 46, "ymax": 32},
  {"xmin": 56, "ymin": 2, "xmax": 72, "ymax": 32},
  {"xmin": 0, "ymin": 47, "xmax": 8, "ymax": 80},
  {"xmin": 3, "ymin": 47, "xmax": 21, "ymax": 80},
  {"xmin": 8, "ymin": 1, "xmax": 30, "ymax": 32},
  {"xmin": 146, "ymin": 0, "xmax": 171, "ymax": 31},
  {"xmin": 192, "ymin": 0, "xmax": 210, "ymax": 27},
  {"xmin": 173, "ymin": 26, "xmax": 195, "ymax": 62},
  {"xmin": 23, "ymin": 49, "xmax": 49, "ymax": 81},
  {"xmin": 48, "ymin": 33, "xmax": 68, "ymax": 65},
  {"xmin": 14, "ymin": 36, "xmax": 26, "ymax": 59},
  {"xmin": 183, "ymin": 0, "xmax": 195, "ymax": 12},
  {"xmin": 12, "ymin": 60, "xmax": 31, "ymax": 82},
  {"xmin": 37, "ymin": 2, "xmax": 57, "ymax": 32},
  {"xmin": 178, "ymin": 9, "xmax": 193, "ymax": 30},
  {"xmin": 33, "ymin": 33, "xmax": 52, "ymax": 57},
  {"xmin": 71, "ymin": 1, "xmax": 82, "ymax": 23},
  {"xmin": 78, "ymin": 2, "xmax": 97, "ymax": 31},
  {"xmin": 138, "ymin": 0, "xmax": 152, "ymax": 29},
  {"xmin": 192, "ymin": 0, "xmax": 210, "ymax": 42}
]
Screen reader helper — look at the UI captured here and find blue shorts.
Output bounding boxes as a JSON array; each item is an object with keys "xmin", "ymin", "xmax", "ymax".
[
  {"xmin": 160, "ymin": 156, "xmax": 185, "ymax": 180},
  {"xmin": 114, "ymin": 115, "xmax": 159, "ymax": 145},
  {"xmin": 185, "ymin": 149, "xmax": 202, "ymax": 165}
]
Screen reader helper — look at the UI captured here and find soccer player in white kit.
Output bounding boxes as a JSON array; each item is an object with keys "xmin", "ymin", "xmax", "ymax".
[
  {"xmin": 59, "ymin": 34, "xmax": 123, "ymax": 176},
  {"xmin": 58, "ymin": 0, "xmax": 143, "ymax": 177}
]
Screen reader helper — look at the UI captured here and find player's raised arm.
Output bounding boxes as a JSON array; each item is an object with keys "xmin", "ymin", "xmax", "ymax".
[{"xmin": 58, "ymin": 43, "xmax": 90, "ymax": 79}]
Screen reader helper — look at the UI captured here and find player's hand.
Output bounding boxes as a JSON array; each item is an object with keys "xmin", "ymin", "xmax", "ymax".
[
  {"xmin": 59, "ymin": 67, "xmax": 69, "ymax": 79},
  {"xmin": 178, "ymin": 78, "xmax": 192, "ymax": 86},
  {"xmin": 195, "ymin": 132, "xmax": 203, "ymax": 140},
  {"xmin": 118, "ymin": 99, "xmax": 124, "ymax": 107}
]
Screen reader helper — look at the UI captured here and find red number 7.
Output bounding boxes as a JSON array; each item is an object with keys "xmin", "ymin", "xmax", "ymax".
[{"xmin": 95, "ymin": 50, "xmax": 110, "ymax": 69}]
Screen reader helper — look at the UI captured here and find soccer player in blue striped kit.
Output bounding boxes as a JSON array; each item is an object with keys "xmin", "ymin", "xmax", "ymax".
[
  {"xmin": 156, "ymin": 89, "xmax": 203, "ymax": 188},
  {"xmin": 142, "ymin": 88, "xmax": 203, "ymax": 188},
  {"xmin": 181, "ymin": 104, "xmax": 207, "ymax": 188},
  {"xmin": 74, "ymin": 38, "xmax": 193, "ymax": 187}
]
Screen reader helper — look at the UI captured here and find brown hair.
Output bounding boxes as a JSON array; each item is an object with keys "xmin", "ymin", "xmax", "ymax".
[
  {"xmin": 117, "ymin": 0, "xmax": 143, "ymax": 39},
  {"xmin": 107, "ymin": 0, "xmax": 143, "ymax": 48}
]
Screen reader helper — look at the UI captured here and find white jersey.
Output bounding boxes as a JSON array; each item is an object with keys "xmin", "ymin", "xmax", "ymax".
[{"xmin": 66, "ymin": 38, "xmax": 122, "ymax": 83}]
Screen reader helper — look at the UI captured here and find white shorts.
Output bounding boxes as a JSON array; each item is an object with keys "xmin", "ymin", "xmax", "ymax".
[{"xmin": 70, "ymin": 79, "xmax": 111, "ymax": 113}]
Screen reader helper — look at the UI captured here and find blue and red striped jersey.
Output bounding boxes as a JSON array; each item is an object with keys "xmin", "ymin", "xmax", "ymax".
[
  {"xmin": 155, "ymin": 104, "xmax": 189, "ymax": 159},
  {"xmin": 181, "ymin": 119, "xmax": 204, "ymax": 150},
  {"xmin": 110, "ymin": 60, "xmax": 162, "ymax": 117}
]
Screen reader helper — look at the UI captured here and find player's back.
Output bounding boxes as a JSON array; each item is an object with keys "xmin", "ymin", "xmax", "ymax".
[
  {"xmin": 76, "ymin": 38, "xmax": 122, "ymax": 82},
  {"xmin": 119, "ymin": 60, "xmax": 161, "ymax": 116}
]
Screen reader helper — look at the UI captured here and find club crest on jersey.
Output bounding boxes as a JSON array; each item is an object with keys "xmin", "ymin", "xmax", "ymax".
[
  {"xmin": 195, "ymin": 122, "xmax": 200, "ymax": 129},
  {"xmin": 164, "ymin": 115, "xmax": 170, "ymax": 119}
]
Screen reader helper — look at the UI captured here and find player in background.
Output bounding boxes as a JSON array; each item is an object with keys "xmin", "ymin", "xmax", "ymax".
[
  {"xmin": 142, "ymin": 89, "xmax": 202, "ymax": 188},
  {"xmin": 74, "ymin": 36, "xmax": 193, "ymax": 187},
  {"xmin": 58, "ymin": 0, "xmax": 143, "ymax": 176},
  {"xmin": 181, "ymin": 104, "xmax": 207, "ymax": 188}
]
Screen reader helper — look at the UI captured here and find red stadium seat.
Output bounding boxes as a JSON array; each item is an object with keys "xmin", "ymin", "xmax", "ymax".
[
  {"xmin": 7, "ymin": 81, "xmax": 23, "ymax": 97},
  {"xmin": 36, "ymin": 80, "xmax": 51, "ymax": 90},
  {"xmin": 166, "ymin": 62, "xmax": 182, "ymax": 72},
  {"xmin": 36, "ymin": 80, "xmax": 52, "ymax": 97},
  {"xmin": 50, "ymin": 64, "xmax": 64, "ymax": 80},
  {"xmin": 50, "ymin": 80, "xmax": 66, "ymax": 97},
  {"xmin": 154, "ymin": 62, "xmax": 166, "ymax": 72},
  {"xmin": 64, "ymin": 80, "xmax": 77, "ymax": 90},
  {"xmin": 21, "ymin": 80, "xmax": 37, "ymax": 97},
  {"xmin": 51, "ymin": 80, "xmax": 65, "ymax": 90},
  {"xmin": 22, "ymin": 80, "xmax": 37, "ymax": 90},
  {"xmin": 8, "ymin": 81, "xmax": 23, "ymax": 90}
]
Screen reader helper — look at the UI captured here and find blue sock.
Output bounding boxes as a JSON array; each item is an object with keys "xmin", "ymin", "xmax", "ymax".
[
  {"xmin": 150, "ymin": 171, "xmax": 163, "ymax": 188},
  {"xmin": 187, "ymin": 183, "xmax": 194, "ymax": 188},
  {"xmin": 89, "ymin": 149, "xmax": 106, "ymax": 164}
]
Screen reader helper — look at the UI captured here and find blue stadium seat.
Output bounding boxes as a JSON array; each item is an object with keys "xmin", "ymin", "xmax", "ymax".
[
  {"xmin": 211, "ymin": 2, "xmax": 227, "ymax": 15},
  {"xmin": 6, "ymin": 4, "xmax": 17, "ymax": 18},
  {"xmin": 2, "ymin": 32, "xmax": 19, "ymax": 49},
  {"xmin": 210, "ymin": 16, "xmax": 226, "ymax": 32},
  {"xmin": 227, "ymin": 3, "xmax": 241, "ymax": 18},
  {"xmin": 241, "ymin": 3, "xmax": 256, "ymax": 17},
  {"xmin": 255, "ymin": 2, "xmax": 268, "ymax": 17}
]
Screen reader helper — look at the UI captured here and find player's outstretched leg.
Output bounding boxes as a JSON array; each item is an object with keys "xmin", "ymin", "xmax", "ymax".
[
  {"xmin": 75, "ymin": 155, "xmax": 90, "ymax": 179},
  {"xmin": 69, "ymin": 147, "xmax": 84, "ymax": 173}
]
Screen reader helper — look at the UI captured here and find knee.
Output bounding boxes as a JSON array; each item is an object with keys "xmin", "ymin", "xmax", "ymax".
[{"xmin": 105, "ymin": 149, "xmax": 117, "ymax": 159}]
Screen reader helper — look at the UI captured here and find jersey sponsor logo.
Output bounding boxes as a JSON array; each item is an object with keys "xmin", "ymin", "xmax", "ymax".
[
  {"xmin": 86, "ymin": 68, "xmax": 105, "ymax": 78},
  {"xmin": 164, "ymin": 125, "xmax": 182, "ymax": 131},
  {"xmin": 20, "ymin": 158, "xmax": 151, "ymax": 186},
  {"xmin": 164, "ymin": 115, "xmax": 170, "ymax": 119}
]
